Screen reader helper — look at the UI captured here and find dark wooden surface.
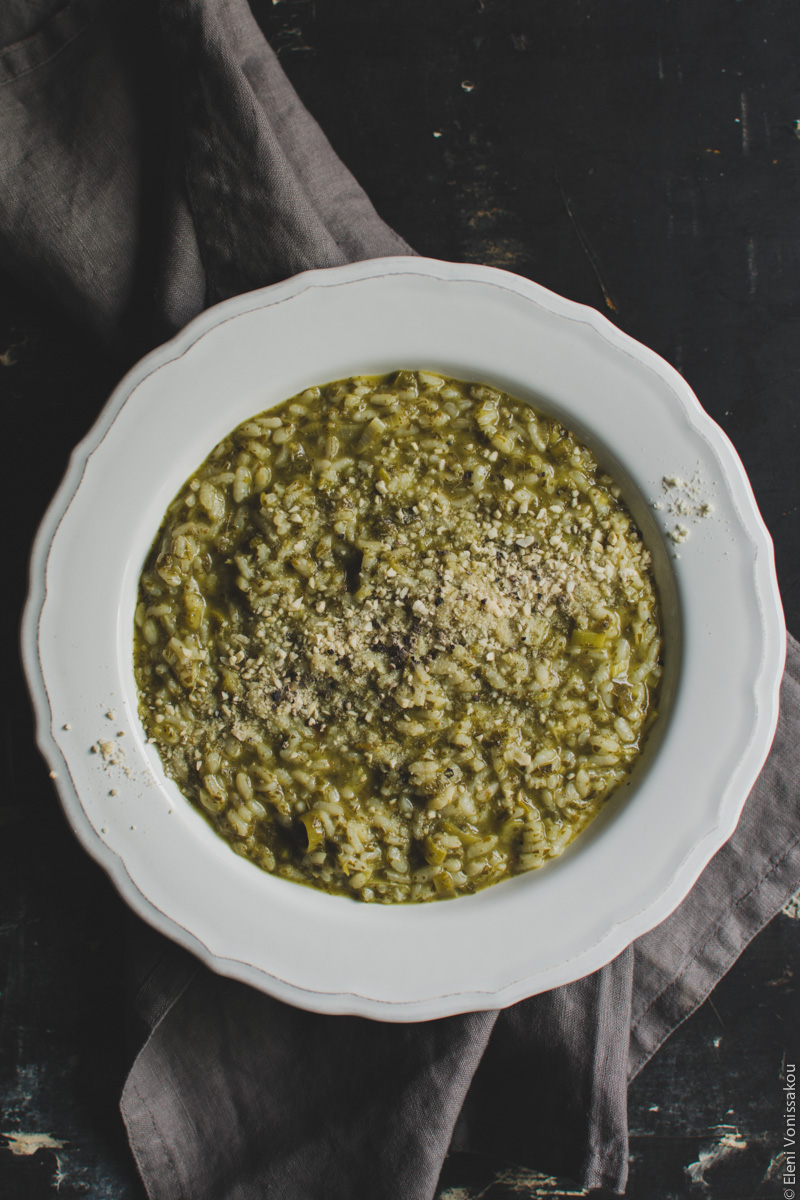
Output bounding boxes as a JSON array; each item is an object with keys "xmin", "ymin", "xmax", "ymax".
[{"xmin": 2, "ymin": 1, "xmax": 799, "ymax": 1197}]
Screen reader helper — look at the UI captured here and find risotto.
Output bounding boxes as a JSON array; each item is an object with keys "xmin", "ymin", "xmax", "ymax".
[{"xmin": 134, "ymin": 371, "xmax": 662, "ymax": 902}]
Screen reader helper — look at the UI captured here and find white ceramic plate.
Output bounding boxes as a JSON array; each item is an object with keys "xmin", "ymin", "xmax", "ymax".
[{"xmin": 22, "ymin": 257, "xmax": 785, "ymax": 1021}]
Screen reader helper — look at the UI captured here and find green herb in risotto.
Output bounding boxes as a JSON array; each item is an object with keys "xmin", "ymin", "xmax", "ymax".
[{"xmin": 134, "ymin": 371, "xmax": 662, "ymax": 902}]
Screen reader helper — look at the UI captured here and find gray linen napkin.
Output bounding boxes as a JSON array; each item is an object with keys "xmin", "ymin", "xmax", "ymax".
[{"xmin": 4, "ymin": 1, "xmax": 799, "ymax": 1195}]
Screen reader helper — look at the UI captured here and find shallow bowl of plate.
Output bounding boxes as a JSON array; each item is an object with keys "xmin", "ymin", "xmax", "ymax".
[{"xmin": 22, "ymin": 256, "xmax": 785, "ymax": 1020}]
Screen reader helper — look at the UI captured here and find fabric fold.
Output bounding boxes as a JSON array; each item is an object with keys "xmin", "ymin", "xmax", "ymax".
[
  {"xmin": 0, "ymin": 0, "xmax": 155, "ymax": 344},
  {"xmin": 158, "ymin": 0, "xmax": 413, "ymax": 315},
  {"xmin": 0, "ymin": 0, "xmax": 410, "ymax": 350},
  {"xmin": 450, "ymin": 948, "xmax": 634, "ymax": 1192},
  {"xmin": 122, "ymin": 975, "xmax": 497, "ymax": 1200},
  {"xmin": 629, "ymin": 634, "xmax": 800, "ymax": 1076}
]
